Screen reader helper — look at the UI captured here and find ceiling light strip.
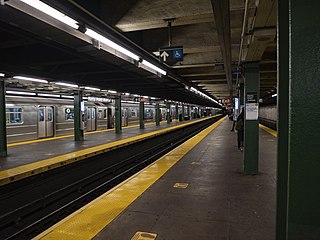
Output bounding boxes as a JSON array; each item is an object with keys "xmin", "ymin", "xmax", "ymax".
[
  {"xmin": 55, "ymin": 82, "xmax": 79, "ymax": 88},
  {"xmin": 13, "ymin": 76, "xmax": 48, "ymax": 83},
  {"xmin": 85, "ymin": 28, "xmax": 140, "ymax": 61},
  {"xmin": 6, "ymin": 91, "xmax": 36, "ymax": 96},
  {"xmin": 141, "ymin": 60, "xmax": 166, "ymax": 76},
  {"xmin": 84, "ymin": 86, "xmax": 100, "ymax": 91},
  {"xmin": 20, "ymin": 0, "xmax": 79, "ymax": 29}
]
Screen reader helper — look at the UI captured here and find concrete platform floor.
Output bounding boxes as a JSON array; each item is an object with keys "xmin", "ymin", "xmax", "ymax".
[{"xmin": 94, "ymin": 119, "xmax": 276, "ymax": 240}]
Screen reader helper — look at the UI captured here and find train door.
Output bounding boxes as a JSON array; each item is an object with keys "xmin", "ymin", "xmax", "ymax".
[
  {"xmin": 38, "ymin": 106, "xmax": 54, "ymax": 138},
  {"xmin": 107, "ymin": 107, "xmax": 113, "ymax": 128},
  {"xmin": 122, "ymin": 108, "xmax": 128, "ymax": 126},
  {"xmin": 86, "ymin": 107, "xmax": 96, "ymax": 131}
]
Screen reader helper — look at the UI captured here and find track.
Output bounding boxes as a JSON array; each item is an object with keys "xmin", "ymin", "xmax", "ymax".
[{"xmin": 0, "ymin": 116, "xmax": 223, "ymax": 239}]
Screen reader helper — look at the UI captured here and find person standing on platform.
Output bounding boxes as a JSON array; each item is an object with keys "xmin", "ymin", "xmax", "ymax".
[
  {"xmin": 230, "ymin": 112, "xmax": 237, "ymax": 131},
  {"xmin": 235, "ymin": 110, "xmax": 244, "ymax": 151}
]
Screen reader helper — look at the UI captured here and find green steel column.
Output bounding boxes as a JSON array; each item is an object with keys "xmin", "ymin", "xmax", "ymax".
[
  {"xmin": 74, "ymin": 90, "xmax": 84, "ymax": 141},
  {"xmin": 276, "ymin": 0, "xmax": 289, "ymax": 238},
  {"xmin": 166, "ymin": 103, "xmax": 171, "ymax": 124},
  {"xmin": 187, "ymin": 106, "xmax": 190, "ymax": 120},
  {"xmin": 115, "ymin": 95, "xmax": 122, "ymax": 133},
  {"xmin": 279, "ymin": 1, "xmax": 320, "ymax": 239},
  {"xmin": 139, "ymin": 101, "xmax": 145, "ymax": 129},
  {"xmin": 244, "ymin": 62, "xmax": 259, "ymax": 175},
  {"xmin": 155, "ymin": 103, "xmax": 160, "ymax": 126},
  {"xmin": 181, "ymin": 104, "xmax": 185, "ymax": 121},
  {"xmin": 175, "ymin": 104, "xmax": 179, "ymax": 121},
  {"xmin": 0, "ymin": 79, "xmax": 7, "ymax": 157},
  {"xmin": 239, "ymin": 83, "xmax": 245, "ymax": 109}
]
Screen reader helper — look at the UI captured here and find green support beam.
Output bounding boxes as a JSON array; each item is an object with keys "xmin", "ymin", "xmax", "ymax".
[
  {"xmin": 0, "ymin": 79, "xmax": 7, "ymax": 157},
  {"xmin": 74, "ymin": 91, "xmax": 84, "ymax": 141},
  {"xmin": 155, "ymin": 103, "xmax": 160, "ymax": 126},
  {"xmin": 175, "ymin": 104, "xmax": 179, "ymax": 121},
  {"xmin": 181, "ymin": 104, "xmax": 185, "ymax": 121},
  {"xmin": 115, "ymin": 95, "xmax": 122, "ymax": 133},
  {"xmin": 278, "ymin": 1, "xmax": 320, "ymax": 238},
  {"xmin": 276, "ymin": 0, "xmax": 289, "ymax": 238},
  {"xmin": 166, "ymin": 103, "xmax": 171, "ymax": 124},
  {"xmin": 139, "ymin": 102, "xmax": 144, "ymax": 129},
  {"xmin": 244, "ymin": 62, "xmax": 259, "ymax": 175},
  {"xmin": 187, "ymin": 106, "xmax": 191, "ymax": 119}
]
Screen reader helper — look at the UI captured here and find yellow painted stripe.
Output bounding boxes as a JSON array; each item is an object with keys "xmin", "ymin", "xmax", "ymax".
[
  {"xmin": 7, "ymin": 121, "xmax": 161, "ymax": 147},
  {"xmin": 259, "ymin": 124, "xmax": 277, "ymax": 137},
  {"xmin": 0, "ymin": 116, "xmax": 220, "ymax": 186},
  {"xmin": 34, "ymin": 116, "xmax": 226, "ymax": 240}
]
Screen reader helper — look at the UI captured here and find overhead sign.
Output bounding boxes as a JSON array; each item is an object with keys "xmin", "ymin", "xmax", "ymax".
[
  {"xmin": 87, "ymin": 97, "xmax": 112, "ymax": 103},
  {"xmin": 159, "ymin": 46, "xmax": 183, "ymax": 65},
  {"xmin": 134, "ymin": 97, "xmax": 148, "ymax": 102}
]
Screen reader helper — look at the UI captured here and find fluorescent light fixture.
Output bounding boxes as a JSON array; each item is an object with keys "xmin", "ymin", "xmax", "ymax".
[
  {"xmin": 189, "ymin": 87, "xmax": 220, "ymax": 105},
  {"xmin": 38, "ymin": 93, "xmax": 60, "ymax": 98},
  {"xmin": 150, "ymin": 97, "xmax": 156, "ymax": 100},
  {"xmin": 13, "ymin": 76, "xmax": 48, "ymax": 83},
  {"xmin": 125, "ymin": 93, "xmax": 130, "ymax": 96},
  {"xmin": 6, "ymin": 91, "xmax": 36, "ymax": 96},
  {"xmin": 0, "ymin": 73, "xmax": 5, "ymax": 77},
  {"xmin": 272, "ymin": 93, "xmax": 277, "ymax": 98},
  {"xmin": 85, "ymin": 28, "xmax": 140, "ymax": 61},
  {"xmin": 141, "ymin": 60, "xmax": 167, "ymax": 75},
  {"xmin": 133, "ymin": 94, "xmax": 140, "ymax": 97},
  {"xmin": 61, "ymin": 95, "xmax": 74, "ymax": 99},
  {"xmin": 20, "ymin": 0, "xmax": 79, "ymax": 29},
  {"xmin": 108, "ymin": 90, "xmax": 117, "ymax": 94},
  {"xmin": 142, "ymin": 96, "xmax": 149, "ymax": 98},
  {"xmin": 85, "ymin": 86, "xmax": 100, "ymax": 91},
  {"xmin": 55, "ymin": 82, "xmax": 79, "ymax": 88},
  {"xmin": 82, "ymin": 97, "xmax": 88, "ymax": 100}
]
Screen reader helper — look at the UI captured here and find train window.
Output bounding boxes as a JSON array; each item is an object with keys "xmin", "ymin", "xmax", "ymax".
[
  {"xmin": 131, "ymin": 110, "xmax": 137, "ymax": 117},
  {"xmin": 6, "ymin": 107, "xmax": 23, "ymax": 124},
  {"xmin": 104, "ymin": 109, "xmax": 107, "ymax": 119},
  {"xmin": 65, "ymin": 108, "xmax": 74, "ymax": 120},
  {"xmin": 48, "ymin": 108, "xmax": 53, "ymax": 121}
]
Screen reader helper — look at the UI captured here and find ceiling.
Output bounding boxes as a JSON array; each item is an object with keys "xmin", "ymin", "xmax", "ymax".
[{"xmin": 0, "ymin": 0, "xmax": 277, "ymax": 106}]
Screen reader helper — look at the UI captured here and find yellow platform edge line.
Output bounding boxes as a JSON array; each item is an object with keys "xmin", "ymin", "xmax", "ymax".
[
  {"xmin": 34, "ymin": 116, "xmax": 227, "ymax": 240},
  {"xmin": 0, "ymin": 116, "xmax": 220, "ymax": 186},
  {"xmin": 7, "ymin": 121, "xmax": 161, "ymax": 147},
  {"xmin": 259, "ymin": 124, "xmax": 277, "ymax": 137}
]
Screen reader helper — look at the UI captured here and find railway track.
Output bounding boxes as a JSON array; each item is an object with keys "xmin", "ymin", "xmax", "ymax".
[{"xmin": 0, "ymin": 116, "xmax": 222, "ymax": 239}]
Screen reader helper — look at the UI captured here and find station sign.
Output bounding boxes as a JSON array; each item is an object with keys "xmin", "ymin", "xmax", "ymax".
[
  {"xmin": 159, "ymin": 46, "xmax": 183, "ymax": 65},
  {"xmin": 134, "ymin": 97, "xmax": 148, "ymax": 102},
  {"xmin": 246, "ymin": 92, "xmax": 258, "ymax": 120},
  {"xmin": 87, "ymin": 96, "xmax": 112, "ymax": 103}
]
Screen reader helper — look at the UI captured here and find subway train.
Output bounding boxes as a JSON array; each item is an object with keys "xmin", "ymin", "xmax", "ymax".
[{"xmin": 5, "ymin": 95, "xmax": 168, "ymax": 144}]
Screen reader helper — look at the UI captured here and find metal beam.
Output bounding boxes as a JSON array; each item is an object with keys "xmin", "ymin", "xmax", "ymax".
[{"xmin": 211, "ymin": 0, "xmax": 233, "ymax": 95}]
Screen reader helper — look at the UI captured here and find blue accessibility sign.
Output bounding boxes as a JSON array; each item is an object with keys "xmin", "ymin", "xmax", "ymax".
[
  {"xmin": 159, "ymin": 46, "xmax": 183, "ymax": 65},
  {"xmin": 173, "ymin": 49, "xmax": 183, "ymax": 59}
]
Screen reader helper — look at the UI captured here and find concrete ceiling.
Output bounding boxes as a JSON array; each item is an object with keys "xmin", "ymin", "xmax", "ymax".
[{"xmin": 0, "ymin": 0, "xmax": 277, "ymax": 105}]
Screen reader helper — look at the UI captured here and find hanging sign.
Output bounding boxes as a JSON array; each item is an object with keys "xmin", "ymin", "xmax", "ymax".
[
  {"xmin": 245, "ymin": 92, "xmax": 259, "ymax": 120},
  {"xmin": 159, "ymin": 46, "xmax": 183, "ymax": 65}
]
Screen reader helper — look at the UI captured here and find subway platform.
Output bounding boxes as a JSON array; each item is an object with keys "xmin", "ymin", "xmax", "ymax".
[{"xmin": 36, "ymin": 117, "xmax": 277, "ymax": 240}]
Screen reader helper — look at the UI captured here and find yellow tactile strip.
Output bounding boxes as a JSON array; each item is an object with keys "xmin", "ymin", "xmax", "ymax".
[
  {"xmin": 259, "ymin": 124, "xmax": 277, "ymax": 137},
  {"xmin": 0, "ymin": 116, "xmax": 220, "ymax": 186},
  {"xmin": 33, "ymin": 116, "xmax": 226, "ymax": 240}
]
